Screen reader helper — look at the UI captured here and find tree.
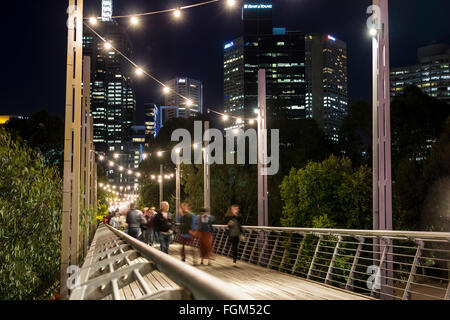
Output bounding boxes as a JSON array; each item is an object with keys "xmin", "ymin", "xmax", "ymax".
[
  {"xmin": 338, "ymin": 100, "xmax": 372, "ymax": 167},
  {"xmin": 0, "ymin": 129, "xmax": 62, "ymax": 300},
  {"xmin": 4, "ymin": 111, "xmax": 64, "ymax": 173},
  {"xmin": 279, "ymin": 155, "xmax": 372, "ymax": 229}
]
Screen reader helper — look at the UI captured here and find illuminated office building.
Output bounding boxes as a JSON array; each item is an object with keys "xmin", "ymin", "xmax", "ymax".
[
  {"xmin": 391, "ymin": 43, "xmax": 450, "ymax": 104},
  {"xmin": 223, "ymin": 2, "xmax": 348, "ymax": 139}
]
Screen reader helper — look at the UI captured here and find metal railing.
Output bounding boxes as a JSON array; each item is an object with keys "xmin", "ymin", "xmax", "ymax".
[
  {"xmin": 178, "ymin": 225, "xmax": 450, "ymax": 300},
  {"xmin": 70, "ymin": 224, "xmax": 254, "ymax": 300}
]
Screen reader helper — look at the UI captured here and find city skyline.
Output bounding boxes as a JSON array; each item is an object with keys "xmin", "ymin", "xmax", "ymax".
[{"xmin": 2, "ymin": 0, "xmax": 449, "ymax": 121}]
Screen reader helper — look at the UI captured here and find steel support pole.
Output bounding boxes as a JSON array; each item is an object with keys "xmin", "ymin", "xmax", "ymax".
[
  {"xmin": 257, "ymin": 69, "xmax": 269, "ymax": 227},
  {"xmin": 61, "ymin": 0, "xmax": 83, "ymax": 300},
  {"xmin": 160, "ymin": 164, "xmax": 163, "ymax": 205},
  {"xmin": 372, "ymin": 0, "xmax": 393, "ymax": 299},
  {"xmin": 204, "ymin": 121, "xmax": 211, "ymax": 210},
  {"xmin": 176, "ymin": 160, "xmax": 181, "ymax": 222}
]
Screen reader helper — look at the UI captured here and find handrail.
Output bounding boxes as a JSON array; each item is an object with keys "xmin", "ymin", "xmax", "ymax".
[
  {"xmin": 175, "ymin": 224, "xmax": 450, "ymax": 300},
  {"xmin": 106, "ymin": 224, "xmax": 254, "ymax": 300},
  {"xmin": 215, "ymin": 225, "xmax": 450, "ymax": 241}
]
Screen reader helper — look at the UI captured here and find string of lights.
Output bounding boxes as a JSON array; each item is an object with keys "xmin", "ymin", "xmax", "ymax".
[
  {"xmin": 87, "ymin": 0, "xmax": 235, "ymax": 21},
  {"xmin": 207, "ymin": 108, "xmax": 259, "ymax": 125},
  {"xmin": 84, "ymin": 23, "xmax": 193, "ymax": 106}
]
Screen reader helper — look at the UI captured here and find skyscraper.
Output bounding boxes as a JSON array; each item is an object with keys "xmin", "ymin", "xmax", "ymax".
[
  {"xmin": 83, "ymin": 0, "xmax": 136, "ymax": 186},
  {"xmin": 306, "ymin": 34, "xmax": 348, "ymax": 141},
  {"xmin": 391, "ymin": 43, "xmax": 450, "ymax": 104},
  {"xmin": 223, "ymin": 2, "xmax": 348, "ymax": 138},
  {"xmin": 164, "ymin": 77, "xmax": 204, "ymax": 115}
]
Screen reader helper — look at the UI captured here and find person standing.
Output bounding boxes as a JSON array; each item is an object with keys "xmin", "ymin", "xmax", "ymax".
[
  {"xmin": 126, "ymin": 203, "xmax": 146, "ymax": 240},
  {"xmin": 141, "ymin": 207, "xmax": 149, "ymax": 244},
  {"xmin": 198, "ymin": 208, "xmax": 215, "ymax": 265},
  {"xmin": 110, "ymin": 211, "xmax": 120, "ymax": 229},
  {"xmin": 153, "ymin": 202, "xmax": 174, "ymax": 254},
  {"xmin": 225, "ymin": 204, "xmax": 243, "ymax": 265},
  {"xmin": 179, "ymin": 203, "xmax": 198, "ymax": 265}
]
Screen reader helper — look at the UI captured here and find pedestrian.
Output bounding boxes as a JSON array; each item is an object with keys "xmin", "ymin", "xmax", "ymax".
[
  {"xmin": 153, "ymin": 202, "xmax": 174, "ymax": 254},
  {"xmin": 141, "ymin": 207, "xmax": 149, "ymax": 244},
  {"xmin": 225, "ymin": 204, "xmax": 243, "ymax": 265},
  {"xmin": 179, "ymin": 203, "xmax": 198, "ymax": 265},
  {"xmin": 126, "ymin": 203, "xmax": 146, "ymax": 240},
  {"xmin": 110, "ymin": 211, "xmax": 120, "ymax": 229},
  {"xmin": 119, "ymin": 211, "xmax": 128, "ymax": 231},
  {"xmin": 197, "ymin": 208, "xmax": 215, "ymax": 265},
  {"xmin": 148, "ymin": 207, "xmax": 158, "ymax": 245}
]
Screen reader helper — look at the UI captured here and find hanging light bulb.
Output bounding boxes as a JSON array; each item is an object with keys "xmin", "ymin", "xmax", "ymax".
[
  {"xmin": 89, "ymin": 17, "xmax": 98, "ymax": 25},
  {"xmin": 163, "ymin": 86, "xmax": 170, "ymax": 94},
  {"xmin": 135, "ymin": 67, "xmax": 144, "ymax": 76},
  {"xmin": 130, "ymin": 16, "xmax": 139, "ymax": 26},
  {"xmin": 173, "ymin": 8, "xmax": 181, "ymax": 18},
  {"xmin": 227, "ymin": 0, "xmax": 236, "ymax": 7},
  {"xmin": 186, "ymin": 99, "xmax": 193, "ymax": 107},
  {"xmin": 223, "ymin": 115, "xmax": 229, "ymax": 121},
  {"xmin": 104, "ymin": 41, "xmax": 112, "ymax": 50}
]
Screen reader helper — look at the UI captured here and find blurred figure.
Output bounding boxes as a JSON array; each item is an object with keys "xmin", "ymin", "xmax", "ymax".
[
  {"xmin": 147, "ymin": 207, "xmax": 158, "ymax": 245},
  {"xmin": 110, "ymin": 210, "xmax": 120, "ymax": 229},
  {"xmin": 126, "ymin": 203, "xmax": 146, "ymax": 240},
  {"xmin": 141, "ymin": 207, "xmax": 149, "ymax": 244},
  {"xmin": 119, "ymin": 211, "xmax": 128, "ymax": 231},
  {"xmin": 179, "ymin": 203, "xmax": 198, "ymax": 265},
  {"xmin": 225, "ymin": 204, "xmax": 243, "ymax": 265},
  {"xmin": 198, "ymin": 208, "xmax": 215, "ymax": 265},
  {"xmin": 154, "ymin": 202, "xmax": 174, "ymax": 254}
]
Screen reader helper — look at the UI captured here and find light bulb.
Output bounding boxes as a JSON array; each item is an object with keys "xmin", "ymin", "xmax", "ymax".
[
  {"xmin": 227, "ymin": 0, "xmax": 236, "ymax": 7},
  {"xmin": 89, "ymin": 17, "xmax": 98, "ymax": 25},
  {"xmin": 104, "ymin": 42, "xmax": 112, "ymax": 50},
  {"xmin": 130, "ymin": 16, "xmax": 139, "ymax": 25},
  {"xmin": 135, "ymin": 68, "xmax": 144, "ymax": 76},
  {"xmin": 163, "ymin": 87, "xmax": 170, "ymax": 94},
  {"xmin": 173, "ymin": 9, "xmax": 181, "ymax": 18}
]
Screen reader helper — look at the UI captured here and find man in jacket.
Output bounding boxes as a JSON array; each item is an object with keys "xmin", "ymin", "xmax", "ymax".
[
  {"xmin": 153, "ymin": 202, "xmax": 174, "ymax": 254},
  {"xmin": 126, "ymin": 203, "xmax": 146, "ymax": 240}
]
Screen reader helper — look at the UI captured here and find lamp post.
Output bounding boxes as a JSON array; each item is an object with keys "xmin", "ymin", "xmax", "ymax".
[
  {"xmin": 371, "ymin": 0, "xmax": 393, "ymax": 299},
  {"xmin": 204, "ymin": 121, "xmax": 211, "ymax": 210}
]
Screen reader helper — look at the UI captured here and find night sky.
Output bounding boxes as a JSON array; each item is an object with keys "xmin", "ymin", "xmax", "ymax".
[{"xmin": 1, "ymin": 0, "xmax": 449, "ymax": 123}]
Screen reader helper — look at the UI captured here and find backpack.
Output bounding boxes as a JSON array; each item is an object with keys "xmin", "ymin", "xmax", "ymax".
[{"xmin": 191, "ymin": 214, "xmax": 199, "ymax": 231}]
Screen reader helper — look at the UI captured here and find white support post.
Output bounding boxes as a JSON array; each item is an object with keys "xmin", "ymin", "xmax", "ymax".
[
  {"xmin": 203, "ymin": 121, "xmax": 211, "ymax": 210},
  {"xmin": 61, "ymin": 0, "xmax": 83, "ymax": 300},
  {"xmin": 372, "ymin": 0, "xmax": 393, "ymax": 299}
]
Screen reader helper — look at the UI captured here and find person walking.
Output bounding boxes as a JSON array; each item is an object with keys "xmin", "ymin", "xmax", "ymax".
[
  {"xmin": 153, "ymin": 202, "xmax": 174, "ymax": 254},
  {"xmin": 141, "ymin": 207, "xmax": 149, "ymax": 244},
  {"xmin": 126, "ymin": 203, "xmax": 146, "ymax": 240},
  {"xmin": 197, "ymin": 208, "xmax": 215, "ymax": 265},
  {"xmin": 148, "ymin": 207, "xmax": 158, "ymax": 246},
  {"xmin": 179, "ymin": 203, "xmax": 198, "ymax": 265},
  {"xmin": 110, "ymin": 211, "xmax": 120, "ymax": 229},
  {"xmin": 225, "ymin": 204, "xmax": 243, "ymax": 265}
]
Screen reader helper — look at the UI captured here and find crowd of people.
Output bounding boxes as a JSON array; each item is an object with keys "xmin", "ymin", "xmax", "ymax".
[{"xmin": 104, "ymin": 202, "xmax": 244, "ymax": 266}]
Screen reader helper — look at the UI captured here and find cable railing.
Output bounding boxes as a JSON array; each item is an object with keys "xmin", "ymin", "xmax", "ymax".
[
  {"xmin": 69, "ymin": 224, "xmax": 254, "ymax": 300},
  {"xmin": 175, "ymin": 225, "xmax": 450, "ymax": 300}
]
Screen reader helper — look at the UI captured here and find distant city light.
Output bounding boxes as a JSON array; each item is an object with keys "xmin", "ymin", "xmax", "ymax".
[{"xmin": 328, "ymin": 35, "xmax": 336, "ymax": 41}]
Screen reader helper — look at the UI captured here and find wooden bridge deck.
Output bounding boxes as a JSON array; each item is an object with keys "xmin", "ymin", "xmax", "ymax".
[{"xmin": 166, "ymin": 243, "xmax": 370, "ymax": 300}]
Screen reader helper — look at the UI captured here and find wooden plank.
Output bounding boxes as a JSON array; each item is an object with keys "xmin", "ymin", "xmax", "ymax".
[{"xmin": 168, "ymin": 243, "xmax": 369, "ymax": 300}]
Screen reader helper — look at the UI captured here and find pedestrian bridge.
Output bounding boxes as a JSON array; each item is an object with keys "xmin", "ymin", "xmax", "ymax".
[{"xmin": 69, "ymin": 224, "xmax": 450, "ymax": 300}]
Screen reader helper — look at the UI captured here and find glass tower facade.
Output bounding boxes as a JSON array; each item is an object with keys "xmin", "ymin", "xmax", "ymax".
[
  {"xmin": 391, "ymin": 43, "xmax": 450, "ymax": 104},
  {"xmin": 83, "ymin": 20, "xmax": 136, "ymax": 187}
]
